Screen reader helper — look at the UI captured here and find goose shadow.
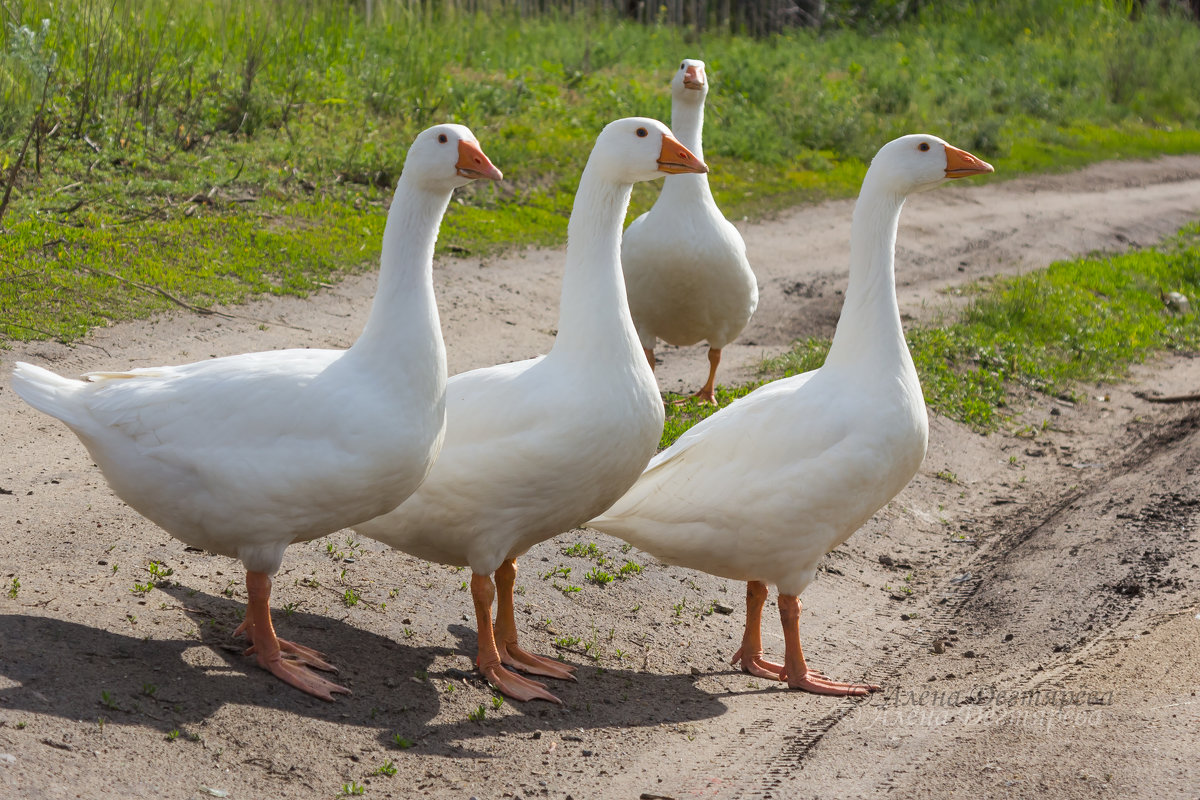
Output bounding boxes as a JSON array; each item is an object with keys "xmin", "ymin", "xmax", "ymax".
[
  {"xmin": 403, "ymin": 623, "xmax": 730, "ymax": 756},
  {"xmin": 0, "ymin": 585, "xmax": 447, "ymax": 734},
  {"xmin": 0, "ymin": 583, "xmax": 729, "ymax": 756}
]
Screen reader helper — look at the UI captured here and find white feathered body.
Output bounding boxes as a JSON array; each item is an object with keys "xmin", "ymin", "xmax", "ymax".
[
  {"xmin": 355, "ymin": 347, "xmax": 663, "ymax": 575},
  {"xmin": 622, "ymin": 174, "xmax": 758, "ymax": 351},
  {"xmin": 591, "ymin": 359, "xmax": 926, "ymax": 596},
  {"xmin": 621, "ymin": 62, "xmax": 757, "ymax": 353},
  {"xmin": 12, "ymin": 345, "xmax": 445, "ymax": 573}
]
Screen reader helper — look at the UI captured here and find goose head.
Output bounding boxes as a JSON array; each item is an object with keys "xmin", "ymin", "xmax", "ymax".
[
  {"xmin": 592, "ymin": 117, "xmax": 707, "ymax": 183},
  {"xmin": 404, "ymin": 123, "xmax": 503, "ymax": 192},
  {"xmin": 869, "ymin": 134, "xmax": 993, "ymax": 196},
  {"xmin": 671, "ymin": 58, "xmax": 708, "ymax": 102}
]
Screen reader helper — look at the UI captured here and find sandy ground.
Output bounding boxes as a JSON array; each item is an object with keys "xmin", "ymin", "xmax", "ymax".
[{"xmin": 2, "ymin": 155, "xmax": 1200, "ymax": 799}]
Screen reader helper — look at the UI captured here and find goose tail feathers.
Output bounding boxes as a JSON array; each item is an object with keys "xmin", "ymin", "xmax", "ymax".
[{"xmin": 11, "ymin": 362, "xmax": 89, "ymax": 428}]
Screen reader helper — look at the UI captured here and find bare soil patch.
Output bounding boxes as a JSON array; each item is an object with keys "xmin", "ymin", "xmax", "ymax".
[{"xmin": 2, "ymin": 156, "xmax": 1200, "ymax": 799}]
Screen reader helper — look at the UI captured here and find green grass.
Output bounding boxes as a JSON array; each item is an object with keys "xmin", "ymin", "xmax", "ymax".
[
  {"xmin": 660, "ymin": 384, "xmax": 761, "ymax": 449},
  {"xmin": 562, "ymin": 541, "xmax": 606, "ymax": 561},
  {"xmin": 1, "ymin": 198, "xmax": 389, "ymax": 341},
  {"xmin": 713, "ymin": 222, "xmax": 1200, "ymax": 440},
  {"xmin": 4, "ymin": 1, "xmax": 1200, "ymax": 344},
  {"xmin": 585, "ymin": 566, "xmax": 615, "ymax": 586},
  {"xmin": 912, "ymin": 223, "xmax": 1200, "ymax": 427}
]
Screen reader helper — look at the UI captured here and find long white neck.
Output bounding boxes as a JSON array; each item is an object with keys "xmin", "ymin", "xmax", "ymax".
[
  {"xmin": 550, "ymin": 163, "xmax": 644, "ymax": 365},
  {"xmin": 349, "ymin": 176, "xmax": 448, "ymax": 382},
  {"xmin": 824, "ymin": 172, "xmax": 913, "ymax": 373},
  {"xmin": 659, "ymin": 94, "xmax": 712, "ymax": 205}
]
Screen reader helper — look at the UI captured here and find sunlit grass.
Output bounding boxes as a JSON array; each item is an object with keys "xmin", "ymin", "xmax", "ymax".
[
  {"xmin": 4, "ymin": 1, "xmax": 1200, "ymax": 345},
  {"xmin": 1, "ymin": 199, "xmax": 386, "ymax": 341},
  {"xmin": 914, "ymin": 222, "xmax": 1200, "ymax": 427}
]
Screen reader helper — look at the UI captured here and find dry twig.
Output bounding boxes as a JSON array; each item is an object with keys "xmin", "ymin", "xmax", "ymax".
[{"xmin": 1135, "ymin": 391, "xmax": 1200, "ymax": 404}]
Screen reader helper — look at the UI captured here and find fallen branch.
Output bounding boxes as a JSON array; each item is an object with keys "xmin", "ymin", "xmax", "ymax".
[
  {"xmin": 1134, "ymin": 391, "xmax": 1200, "ymax": 404},
  {"xmin": 50, "ymin": 198, "xmax": 86, "ymax": 215},
  {"xmin": 0, "ymin": 319, "xmax": 67, "ymax": 339},
  {"xmin": 0, "ymin": 270, "xmax": 40, "ymax": 282},
  {"xmin": 74, "ymin": 265, "xmax": 311, "ymax": 332},
  {"xmin": 0, "ymin": 319, "xmax": 112, "ymax": 353},
  {"xmin": 78, "ymin": 265, "xmax": 237, "ymax": 319}
]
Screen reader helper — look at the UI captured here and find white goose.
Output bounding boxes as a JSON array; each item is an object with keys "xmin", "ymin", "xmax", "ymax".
[
  {"xmin": 591, "ymin": 135, "xmax": 993, "ymax": 695},
  {"xmin": 10, "ymin": 124, "xmax": 501, "ymax": 701},
  {"xmin": 621, "ymin": 58, "xmax": 758, "ymax": 404},
  {"xmin": 355, "ymin": 117, "xmax": 707, "ymax": 703}
]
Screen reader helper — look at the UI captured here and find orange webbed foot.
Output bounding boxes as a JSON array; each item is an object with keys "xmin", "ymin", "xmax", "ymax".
[
  {"xmin": 238, "ymin": 618, "xmax": 350, "ymax": 700},
  {"xmin": 479, "ymin": 660, "xmax": 563, "ymax": 704},
  {"xmin": 781, "ymin": 667, "xmax": 879, "ymax": 697},
  {"xmin": 259, "ymin": 649, "xmax": 351, "ymax": 701},
  {"xmin": 500, "ymin": 641, "xmax": 578, "ymax": 681},
  {"xmin": 236, "ymin": 617, "xmax": 338, "ymax": 672},
  {"xmin": 245, "ymin": 637, "xmax": 338, "ymax": 673},
  {"xmin": 731, "ymin": 646, "xmax": 786, "ymax": 680}
]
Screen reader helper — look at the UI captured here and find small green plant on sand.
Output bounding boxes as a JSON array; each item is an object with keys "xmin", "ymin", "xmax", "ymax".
[{"xmin": 585, "ymin": 567, "xmax": 614, "ymax": 586}]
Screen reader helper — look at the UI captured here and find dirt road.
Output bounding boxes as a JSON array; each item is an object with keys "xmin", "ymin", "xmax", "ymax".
[{"xmin": 2, "ymin": 155, "xmax": 1199, "ymax": 799}]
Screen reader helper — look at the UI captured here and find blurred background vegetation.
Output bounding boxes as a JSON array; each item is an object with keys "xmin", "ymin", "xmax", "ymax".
[{"xmin": 3, "ymin": 0, "xmax": 1200, "ymax": 342}]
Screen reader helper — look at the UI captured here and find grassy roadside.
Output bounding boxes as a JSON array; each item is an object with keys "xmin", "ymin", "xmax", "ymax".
[
  {"xmin": 4, "ymin": 1, "xmax": 1200, "ymax": 344},
  {"xmin": 662, "ymin": 222, "xmax": 1200, "ymax": 447}
]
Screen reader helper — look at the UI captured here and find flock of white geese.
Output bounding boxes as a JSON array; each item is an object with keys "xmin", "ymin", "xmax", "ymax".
[{"xmin": 12, "ymin": 59, "xmax": 993, "ymax": 704}]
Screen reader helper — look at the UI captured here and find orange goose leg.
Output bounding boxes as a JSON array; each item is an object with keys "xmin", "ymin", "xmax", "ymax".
[
  {"xmin": 731, "ymin": 580, "xmax": 786, "ymax": 679},
  {"xmin": 693, "ymin": 347, "xmax": 721, "ymax": 405},
  {"xmin": 494, "ymin": 559, "xmax": 577, "ymax": 681},
  {"xmin": 234, "ymin": 571, "xmax": 350, "ymax": 701},
  {"xmin": 778, "ymin": 594, "xmax": 880, "ymax": 696},
  {"xmin": 471, "ymin": 573, "xmax": 562, "ymax": 704}
]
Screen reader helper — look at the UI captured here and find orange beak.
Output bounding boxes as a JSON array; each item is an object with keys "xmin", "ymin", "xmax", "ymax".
[
  {"xmin": 456, "ymin": 140, "xmax": 503, "ymax": 181},
  {"xmin": 657, "ymin": 133, "xmax": 707, "ymax": 175},
  {"xmin": 944, "ymin": 145, "xmax": 993, "ymax": 179},
  {"xmin": 683, "ymin": 64, "xmax": 706, "ymax": 90}
]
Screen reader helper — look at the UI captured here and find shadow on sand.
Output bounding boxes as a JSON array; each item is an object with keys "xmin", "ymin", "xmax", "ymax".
[{"xmin": 1, "ymin": 582, "xmax": 730, "ymax": 758}]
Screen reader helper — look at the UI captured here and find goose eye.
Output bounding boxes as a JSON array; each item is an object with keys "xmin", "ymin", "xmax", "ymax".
[
  {"xmin": 636, "ymin": 127, "xmax": 648, "ymax": 138},
  {"xmin": 437, "ymin": 133, "xmax": 448, "ymax": 144},
  {"xmin": 680, "ymin": 62, "xmax": 685, "ymax": 70},
  {"xmin": 918, "ymin": 142, "xmax": 930, "ymax": 152}
]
